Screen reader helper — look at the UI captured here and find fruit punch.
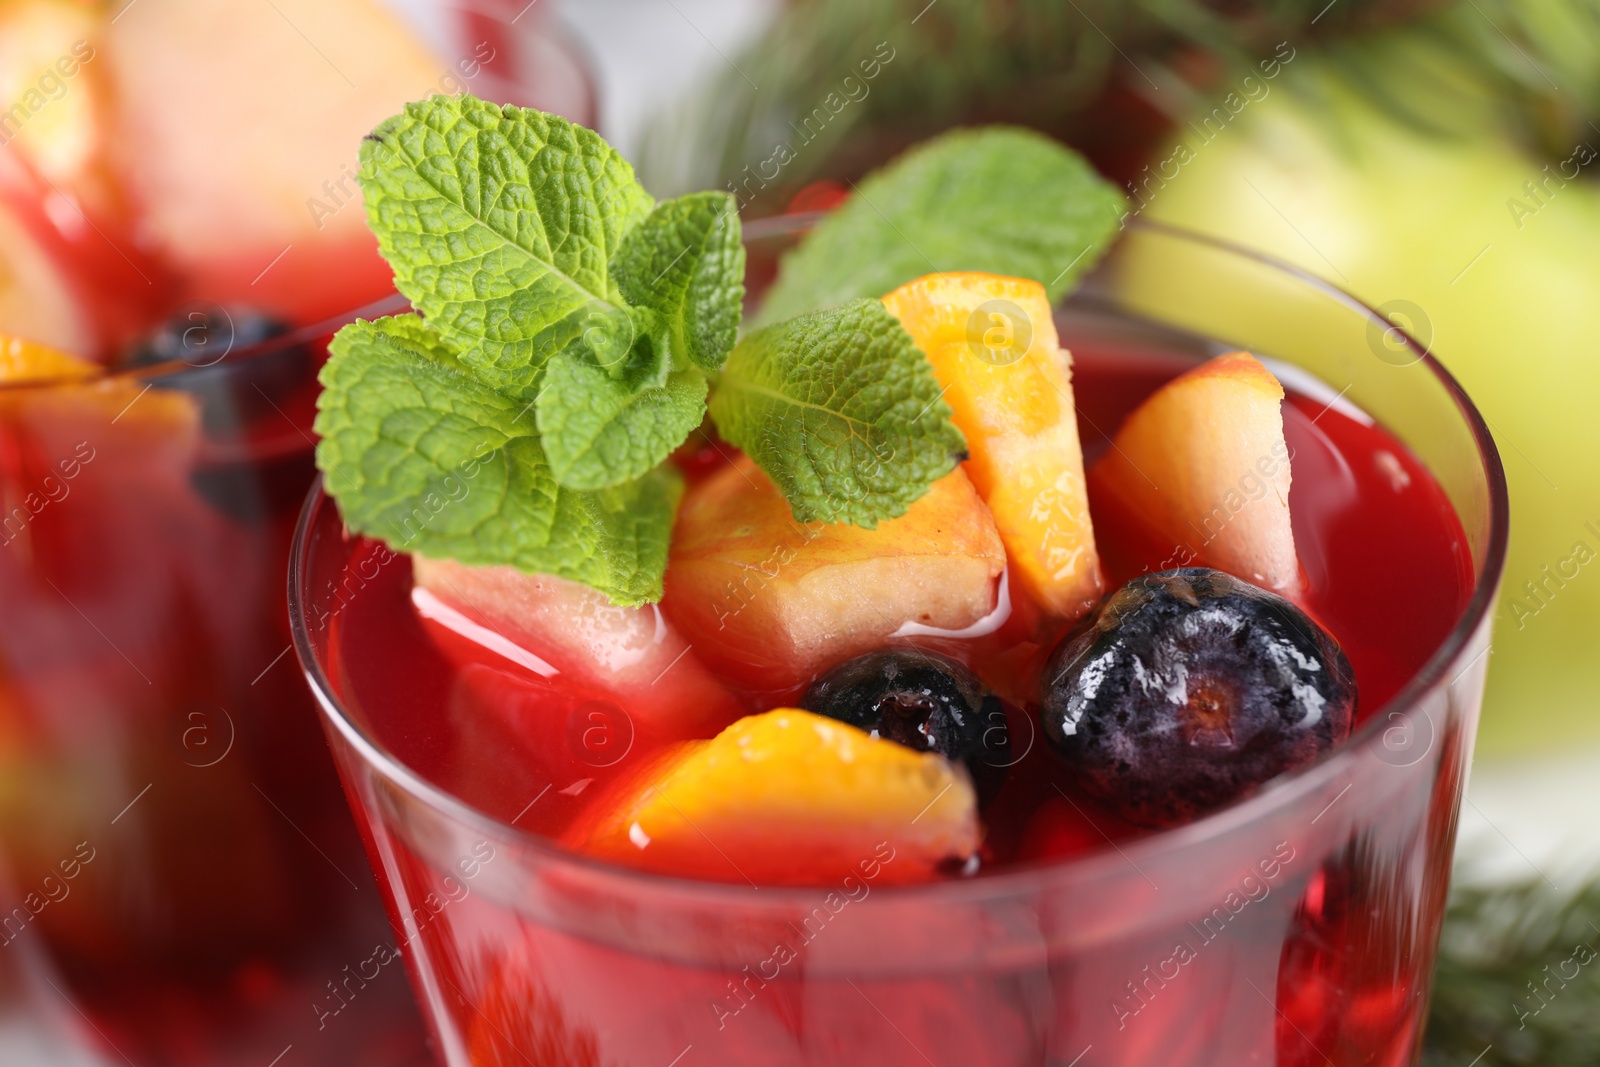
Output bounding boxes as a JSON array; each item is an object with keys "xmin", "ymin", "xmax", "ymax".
[{"xmin": 293, "ymin": 103, "xmax": 1506, "ymax": 1067}]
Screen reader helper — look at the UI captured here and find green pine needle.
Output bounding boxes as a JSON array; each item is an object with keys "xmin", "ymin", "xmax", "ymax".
[
  {"xmin": 1425, "ymin": 875, "xmax": 1600, "ymax": 1066},
  {"xmin": 640, "ymin": 0, "xmax": 1600, "ymax": 203}
]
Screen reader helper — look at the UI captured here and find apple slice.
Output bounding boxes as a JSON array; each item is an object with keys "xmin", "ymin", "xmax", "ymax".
[
  {"xmin": 1089, "ymin": 351, "xmax": 1300, "ymax": 595},
  {"xmin": 0, "ymin": 202, "xmax": 92, "ymax": 357},
  {"xmin": 661, "ymin": 457, "xmax": 1005, "ymax": 693},
  {"xmin": 103, "ymin": 0, "xmax": 450, "ymax": 321},
  {"xmin": 412, "ymin": 557, "xmax": 741, "ymax": 744},
  {"xmin": 882, "ymin": 273, "xmax": 1102, "ymax": 621},
  {"xmin": 565, "ymin": 709, "xmax": 979, "ymax": 885},
  {"xmin": 0, "ymin": 1, "xmax": 110, "ymax": 201}
]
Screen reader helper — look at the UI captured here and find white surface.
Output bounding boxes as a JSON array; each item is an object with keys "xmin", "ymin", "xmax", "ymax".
[
  {"xmin": 1458, "ymin": 745, "xmax": 1600, "ymax": 888},
  {"xmin": 384, "ymin": 0, "xmax": 780, "ymax": 158}
]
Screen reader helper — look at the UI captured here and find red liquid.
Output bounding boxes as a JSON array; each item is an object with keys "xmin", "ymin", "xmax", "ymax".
[
  {"xmin": 0, "ymin": 336, "xmax": 430, "ymax": 1065},
  {"xmin": 320, "ymin": 333, "xmax": 1474, "ymax": 1065}
]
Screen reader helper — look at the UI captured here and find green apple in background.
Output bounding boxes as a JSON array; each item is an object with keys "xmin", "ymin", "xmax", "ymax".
[{"xmin": 1141, "ymin": 44, "xmax": 1600, "ymax": 756}]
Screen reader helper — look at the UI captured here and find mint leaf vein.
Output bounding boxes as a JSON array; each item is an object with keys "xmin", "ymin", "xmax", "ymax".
[
  {"xmin": 709, "ymin": 299, "xmax": 967, "ymax": 527},
  {"xmin": 315, "ymin": 315, "xmax": 680, "ymax": 605},
  {"xmin": 359, "ymin": 97, "xmax": 654, "ymax": 396}
]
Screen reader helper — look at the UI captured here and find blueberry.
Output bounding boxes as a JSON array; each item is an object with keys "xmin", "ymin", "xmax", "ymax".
[
  {"xmin": 126, "ymin": 305, "xmax": 291, "ymax": 369},
  {"xmin": 124, "ymin": 305, "xmax": 310, "ymax": 432},
  {"xmin": 125, "ymin": 306, "xmax": 315, "ymax": 519},
  {"xmin": 802, "ymin": 649, "xmax": 1011, "ymax": 803},
  {"xmin": 1040, "ymin": 568, "xmax": 1356, "ymax": 827}
]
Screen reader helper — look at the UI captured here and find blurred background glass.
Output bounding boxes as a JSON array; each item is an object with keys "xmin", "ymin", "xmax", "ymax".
[{"xmin": 0, "ymin": 0, "xmax": 591, "ymax": 1062}]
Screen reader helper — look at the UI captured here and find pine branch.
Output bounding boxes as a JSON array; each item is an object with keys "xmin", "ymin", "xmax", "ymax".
[
  {"xmin": 1424, "ymin": 875, "xmax": 1600, "ymax": 1067},
  {"xmin": 638, "ymin": 0, "xmax": 1402, "ymax": 199},
  {"xmin": 638, "ymin": 0, "xmax": 1600, "ymax": 203}
]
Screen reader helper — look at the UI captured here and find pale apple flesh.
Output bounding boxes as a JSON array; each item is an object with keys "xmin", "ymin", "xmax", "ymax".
[
  {"xmin": 662, "ymin": 457, "xmax": 1006, "ymax": 694},
  {"xmin": 411, "ymin": 557, "xmax": 741, "ymax": 743},
  {"xmin": 1089, "ymin": 351, "xmax": 1301, "ymax": 596},
  {"xmin": 0, "ymin": 0, "xmax": 460, "ymax": 353},
  {"xmin": 0, "ymin": 201, "xmax": 91, "ymax": 356}
]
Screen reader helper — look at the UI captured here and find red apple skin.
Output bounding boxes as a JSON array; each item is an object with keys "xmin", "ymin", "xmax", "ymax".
[{"xmin": 1089, "ymin": 351, "xmax": 1302, "ymax": 597}]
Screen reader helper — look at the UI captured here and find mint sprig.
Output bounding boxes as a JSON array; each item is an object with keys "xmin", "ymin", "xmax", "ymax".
[
  {"xmin": 755, "ymin": 126, "xmax": 1127, "ymax": 326},
  {"xmin": 317, "ymin": 99, "xmax": 1119, "ymax": 604},
  {"xmin": 710, "ymin": 300, "xmax": 966, "ymax": 527},
  {"xmin": 315, "ymin": 316, "xmax": 680, "ymax": 605},
  {"xmin": 360, "ymin": 97, "xmax": 656, "ymax": 396},
  {"xmin": 611, "ymin": 190, "xmax": 744, "ymax": 373}
]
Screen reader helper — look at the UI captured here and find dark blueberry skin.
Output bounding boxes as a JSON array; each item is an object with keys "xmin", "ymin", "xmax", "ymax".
[
  {"xmin": 1040, "ymin": 568, "xmax": 1356, "ymax": 828},
  {"xmin": 125, "ymin": 307, "xmax": 310, "ymax": 432},
  {"xmin": 803, "ymin": 649, "xmax": 1011, "ymax": 804},
  {"xmin": 126, "ymin": 307, "xmax": 314, "ymax": 519},
  {"xmin": 126, "ymin": 305, "xmax": 291, "ymax": 369}
]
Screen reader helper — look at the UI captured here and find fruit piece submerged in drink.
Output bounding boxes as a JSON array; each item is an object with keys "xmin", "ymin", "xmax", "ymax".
[
  {"xmin": 0, "ymin": 326, "xmax": 439, "ymax": 1064},
  {"xmin": 307, "ymin": 105, "xmax": 1484, "ymax": 1066}
]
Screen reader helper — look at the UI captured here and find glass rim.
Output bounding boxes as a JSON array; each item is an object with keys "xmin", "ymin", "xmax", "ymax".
[
  {"xmin": 288, "ymin": 217, "xmax": 1510, "ymax": 907},
  {"xmin": 0, "ymin": 293, "xmax": 412, "ymax": 394}
]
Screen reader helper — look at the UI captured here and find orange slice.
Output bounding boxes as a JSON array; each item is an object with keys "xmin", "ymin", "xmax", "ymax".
[
  {"xmin": 882, "ymin": 272, "xmax": 1102, "ymax": 621},
  {"xmin": 565, "ymin": 709, "xmax": 979, "ymax": 885},
  {"xmin": 0, "ymin": 335, "xmax": 97, "ymax": 385}
]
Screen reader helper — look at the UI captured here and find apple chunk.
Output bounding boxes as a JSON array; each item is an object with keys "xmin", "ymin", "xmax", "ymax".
[
  {"xmin": 0, "ymin": 203, "xmax": 91, "ymax": 357},
  {"xmin": 103, "ymin": 0, "xmax": 450, "ymax": 320},
  {"xmin": 882, "ymin": 273, "xmax": 1102, "ymax": 621},
  {"xmin": 1089, "ymin": 351, "xmax": 1301, "ymax": 595},
  {"xmin": 411, "ymin": 557, "xmax": 741, "ymax": 743},
  {"xmin": 662, "ymin": 457, "xmax": 1005, "ymax": 693}
]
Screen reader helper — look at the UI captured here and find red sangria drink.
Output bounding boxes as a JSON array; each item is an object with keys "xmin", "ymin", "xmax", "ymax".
[
  {"xmin": 0, "ymin": 313, "xmax": 440, "ymax": 1067},
  {"xmin": 292, "ymin": 107, "xmax": 1506, "ymax": 1066},
  {"xmin": 0, "ymin": 8, "xmax": 591, "ymax": 1065}
]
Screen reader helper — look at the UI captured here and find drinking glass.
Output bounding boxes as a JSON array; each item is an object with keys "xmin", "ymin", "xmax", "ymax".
[
  {"xmin": 0, "ymin": 8, "xmax": 594, "ymax": 1063},
  {"xmin": 290, "ymin": 218, "xmax": 1508, "ymax": 1066}
]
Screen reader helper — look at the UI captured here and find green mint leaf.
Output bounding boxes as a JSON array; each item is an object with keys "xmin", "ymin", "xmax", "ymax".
[
  {"xmin": 755, "ymin": 127, "xmax": 1126, "ymax": 325},
  {"xmin": 709, "ymin": 299, "xmax": 966, "ymax": 527},
  {"xmin": 315, "ymin": 315, "xmax": 680, "ymax": 605},
  {"xmin": 359, "ymin": 96, "xmax": 654, "ymax": 396},
  {"xmin": 536, "ymin": 348, "xmax": 708, "ymax": 490},
  {"xmin": 611, "ymin": 191, "xmax": 745, "ymax": 372}
]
